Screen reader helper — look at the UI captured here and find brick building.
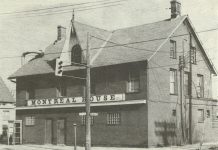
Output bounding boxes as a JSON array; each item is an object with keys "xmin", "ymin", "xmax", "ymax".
[{"xmin": 9, "ymin": 0, "xmax": 218, "ymax": 147}]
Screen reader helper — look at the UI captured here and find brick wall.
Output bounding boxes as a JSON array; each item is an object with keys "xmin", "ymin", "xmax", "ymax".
[{"xmin": 17, "ymin": 105, "xmax": 148, "ymax": 147}]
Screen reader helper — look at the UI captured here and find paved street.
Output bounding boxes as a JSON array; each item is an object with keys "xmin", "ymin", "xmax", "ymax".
[{"xmin": 0, "ymin": 143, "xmax": 218, "ymax": 150}]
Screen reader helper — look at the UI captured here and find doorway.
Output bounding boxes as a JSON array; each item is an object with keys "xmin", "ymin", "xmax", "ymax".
[
  {"xmin": 57, "ymin": 119, "xmax": 65, "ymax": 145},
  {"xmin": 45, "ymin": 119, "xmax": 53, "ymax": 144}
]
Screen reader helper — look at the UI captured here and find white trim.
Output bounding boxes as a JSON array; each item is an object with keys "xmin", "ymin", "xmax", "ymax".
[{"xmin": 16, "ymin": 100, "xmax": 146, "ymax": 110}]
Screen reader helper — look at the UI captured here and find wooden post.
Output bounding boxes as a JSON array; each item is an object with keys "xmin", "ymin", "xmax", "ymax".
[
  {"xmin": 85, "ymin": 32, "xmax": 91, "ymax": 150},
  {"xmin": 179, "ymin": 56, "xmax": 185, "ymax": 143},
  {"xmin": 73, "ymin": 124, "xmax": 77, "ymax": 150},
  {"xmin": 189, "ymin": 33, "xmax": 193, "ymax": 144}
]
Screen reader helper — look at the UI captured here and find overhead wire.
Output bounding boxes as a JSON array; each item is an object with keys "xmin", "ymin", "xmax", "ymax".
[{"xmin": 0, "ymin": 0, "xmax": 126, "ymax": 16}]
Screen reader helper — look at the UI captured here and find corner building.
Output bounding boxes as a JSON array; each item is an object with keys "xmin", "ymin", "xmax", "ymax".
[{"xmin": 9, "ymin": 1, "xmax": 218, "ymax": 147}]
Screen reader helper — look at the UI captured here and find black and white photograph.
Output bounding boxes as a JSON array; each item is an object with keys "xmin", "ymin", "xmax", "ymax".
[{"xmin": 0, "ymin": 0, "xmax": 217, "ymax": 149}]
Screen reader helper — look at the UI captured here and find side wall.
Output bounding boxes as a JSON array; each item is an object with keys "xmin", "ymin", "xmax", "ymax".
[{"xmin": 147, "ymin": 19, "xmax": 218, "ymax": 147}]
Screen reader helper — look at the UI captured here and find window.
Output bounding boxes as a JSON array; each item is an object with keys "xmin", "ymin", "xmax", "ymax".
[
  {"xmin": 71, "ymin": 44, "xmax": 82, "ymax": 63},
  {"xmin": 57, "ymin": 81, "xmax": 67, "ymax": 97},
  {"xmin": 170, "ymin": 40, "xmax": 177, "ymax": 59},
  {"xmin": 107, "ymin": 113, "xmax": 121, "ymax": 125},
  {"xmin": 191, "ymin": 47, "xmax": 197, "ymax": 64},
  {"xmin": 206, "ymin": 110, "xmax": 210, "ymax": 118},
  {"xmin": 197, "ymin": 74, "xmax": 204, "ymax": 98},
  {"xmin": 184, "ymin": 72, "xmax": 190, "ymax": 96},
  {"xmin": 27, "ymin": 88, "xmax": 35, "ymax": 99},
  {"xmin": 25, "ymin": 116, "xmax": 35, "ymax": 126},
  {"xmin": 127, "ymin": 70, "xmax": 140, "ymax": 93},
  {"xmin": 172, "ymin": 109, "xmax": 176, "ymax": 117},
  {"xmin": 81, "ymin": 115, "xmax": 94, "ymax": 125},
  {"xmin": 170, "ymin": 68, "xmax": 177, "ymax": 94},
  {"xmin": 3, "ymin": 110, "xmax": 10, "ymax": 121},
  {"xmin": 198, "ymin": 109, "xmax": 204, "ymax": 123}
]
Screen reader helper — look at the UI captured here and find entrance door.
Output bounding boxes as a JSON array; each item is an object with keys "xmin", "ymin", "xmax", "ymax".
[
  {"xmin": 57, "ymin": 119, "xmax": 65, "ymax": 145},
  {"xmin": 45, "ymin": 119, "xmax": 52, "ymax": 144},
  {"xmin": 14, "ymin": 120, "xmax": 22, "ymax": 144}
]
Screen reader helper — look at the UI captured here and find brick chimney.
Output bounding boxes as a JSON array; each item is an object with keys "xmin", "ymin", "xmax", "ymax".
[
  {"xmin": 57, "ymin": 25, "xmax": 66, "ymax": 41},
  {"xmin": 170, "ymin": 0, "xmax": 181, "ymax": 19}
]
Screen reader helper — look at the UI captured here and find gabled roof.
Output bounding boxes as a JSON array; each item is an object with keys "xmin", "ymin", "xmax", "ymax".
[
  {"xmin": 9, "ymin": 15, "xmax": 217, "ymax": 79},
  {"xmin": 0, "ymin": 77, "xmax": 14, "ymax": 103}
]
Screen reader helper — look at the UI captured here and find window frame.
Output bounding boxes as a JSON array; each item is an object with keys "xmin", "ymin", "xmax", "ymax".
[
  {"xmin": 170, "ymin": 40, "xmax": 177, "ymax": 59},
  {"xmin": 81, "ymin": 115, "xmax": 94, "ymax": 125},
  {"xmin": 25, "ymin": 116, "xmax": 36, "ymax": 126},
  {"xmin": 191, "ymin": 47, "xmax": 197, "ymax": 64},
  {"xmin": 197, "ymin": 74, "xmax": 204, "ymax": 98},
  {"xmin": 57, "ymin": 80, "xmax": 67, "ymax": 97},
  {"xmin": 107, "ymin": 113, "xmax": 121, "ymax": 126},
  {"xmin": 126, "ymin": 70, "xmax": 140, "ymax": 93},
  {"xmin": 198, "ymin": 109, "xmax": 204, "ymax": 123},
  {"xmin": 170, "ymin": 68, "xmax": 178, "ymax": 95}
]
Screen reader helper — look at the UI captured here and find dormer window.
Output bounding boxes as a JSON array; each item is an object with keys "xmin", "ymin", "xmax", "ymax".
[{"xmin": 71, "ymin": 44, "xmax": 82, "ymax": 63}]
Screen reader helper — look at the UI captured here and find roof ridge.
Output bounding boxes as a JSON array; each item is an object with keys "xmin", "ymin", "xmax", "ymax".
[
  {"xmin": 112, "ymin": 15, "xmax": 188, "ymax": 32},
  {"xmin": 74, "ymin": 21, "xmax": 111, "ymax": 33}
]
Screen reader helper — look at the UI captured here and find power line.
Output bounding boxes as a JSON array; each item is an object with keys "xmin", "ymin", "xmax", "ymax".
[
  {"xmin": 89, "ymin": 27, "xmax": 218, "ymax": 52},
  {"xmin": 0, "ymin": 0, "xmax": 125, "ymax": 16},
  {"xmin": 0, "ymin": 27, "xmax": 217, "ymax": 61},
  {"xmin": 5, "ymin": 3, "xmax": 123, "ymax": 19},
  {"xmin": 8, "ymin": 2, "xmax": 124, "ymax": 19}
]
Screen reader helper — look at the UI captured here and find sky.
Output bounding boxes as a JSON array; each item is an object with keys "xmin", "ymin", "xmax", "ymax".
[{"xmin": 0, "ymin": 0, "xmax": 217, "ymax": 98}]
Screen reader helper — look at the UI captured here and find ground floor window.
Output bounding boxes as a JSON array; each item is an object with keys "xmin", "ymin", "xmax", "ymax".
[
  {"xmin": 107, "ymin": 113, "xmax": 121, "ymax": 125},
  {"xmin": 81, "ymin": 115, "xmax": 94, "ymax": 125},
  {"xmin": 25, "ymin": 116, "xmax": 35, "ymax": 126},
  {"xmin": 197, "ymin": 109, "xmax": 204, "ymax": 123}
]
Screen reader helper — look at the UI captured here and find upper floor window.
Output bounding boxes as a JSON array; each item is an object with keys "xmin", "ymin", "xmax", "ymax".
[
  {"xmin": 3, "ymin": 110, "xmax": 10, "ymax": 121},
  {"xmin": 191, "ymin": 47, "xmax": 197, "ymax": 64},
  {"xmin": 170, "ymin": 40, "xmax": 177, "ymax": 59},
  {"xmin": 107, "ymin": 113, "xmax": 121, "ymax": 125},
  {"xmin": 126, "ymin": 70, "xmax": 140, "ymax": 93},
  {"xmin": 184, "ymin": 72, "xmax": 190, "ymax": 96},
  {"xmin": 170, "ymin": 68, "xmax": 177, "ymax": 95},
  {"xmin": 71, "ymin": 44, "xmax": 82, "ymax": 63},
  {"xmin": 57, "ymin": 81, "xmax": 67, "ymax": 97},
  {"xmin": 197, "ymin": 74, "xmax": 204, "ymax": 98},
  {"xmin": 27, "ymin": 88, "xmax": 35, "ymax": 99}
]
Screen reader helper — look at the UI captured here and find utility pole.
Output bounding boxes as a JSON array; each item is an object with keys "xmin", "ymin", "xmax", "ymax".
[
  {"xmin": 85, "ymin": 32, "xmax": 91, "ymax": 150},
  {"xmin": 189, "ymin": 33, "xmax": 193, "ymax": 144},
  {"xmin": 179, "ymin": 55, "xmax": 185, "ymax": 143}
]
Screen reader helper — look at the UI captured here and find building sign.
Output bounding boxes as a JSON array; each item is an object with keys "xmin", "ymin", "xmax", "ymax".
[{"xmin": 27, "ymin": 94, "xmax": 125, "ymax": 106}]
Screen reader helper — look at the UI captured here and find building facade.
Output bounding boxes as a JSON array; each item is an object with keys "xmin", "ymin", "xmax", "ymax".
[
  {"xmin": 9, "ymin": 1, "xmax": 218, "ymax": 147},
  {"xmin": 0, "ymin": 77, "xmax": 15, "ymax": 144}
]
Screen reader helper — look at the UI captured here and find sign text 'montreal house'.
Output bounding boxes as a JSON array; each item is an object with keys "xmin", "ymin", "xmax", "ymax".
[{"xmin": 27, "ymin": 94, "xmax": 125, "ymax": 106}]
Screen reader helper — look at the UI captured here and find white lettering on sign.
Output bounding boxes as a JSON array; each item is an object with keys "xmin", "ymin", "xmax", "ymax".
[{"xmin": 27, "ymin": 94, "xmax": 125, "ymax": 106}]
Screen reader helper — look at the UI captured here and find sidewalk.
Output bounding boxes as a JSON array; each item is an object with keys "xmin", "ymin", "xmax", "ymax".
[{"xmin": 0, "ymin": 142, "xmax": 218, "ymax": 150}]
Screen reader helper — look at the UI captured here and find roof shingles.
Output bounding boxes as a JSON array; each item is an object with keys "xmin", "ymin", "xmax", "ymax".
[{"xmin": 8, "ymin": 15, "xmax": 216, "ymax": 78}]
